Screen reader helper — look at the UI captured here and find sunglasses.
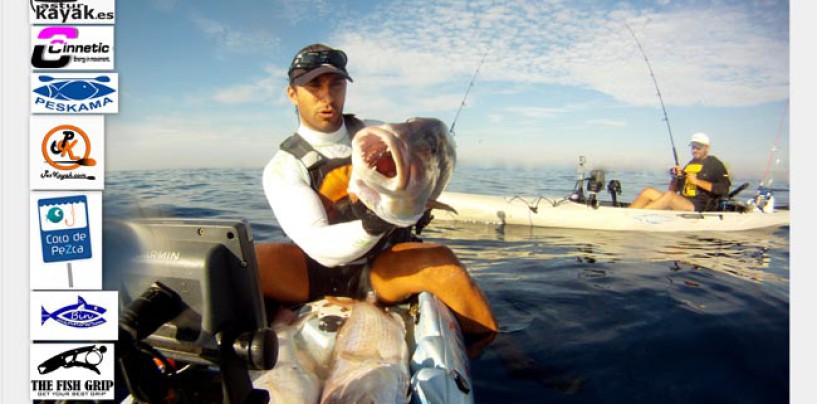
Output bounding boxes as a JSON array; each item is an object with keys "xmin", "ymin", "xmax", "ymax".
[
  {"xmin": 288, "ymin": 50, "xmax": 348, "ymax": 74},
  {"xmin": 691, "ymin": 142, "xmax": 706, "ymax": 150}
]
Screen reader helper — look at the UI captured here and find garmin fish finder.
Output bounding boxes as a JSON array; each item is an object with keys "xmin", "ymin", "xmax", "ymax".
[{"xmin": 104, "ymin": 218, "xmax": 277, "ymax": 403}]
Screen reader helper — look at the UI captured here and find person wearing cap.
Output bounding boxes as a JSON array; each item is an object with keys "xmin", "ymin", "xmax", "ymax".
[
  {"xmin": 629, "ymin": 132, "xmax": 731, "ymax": 211},
  {"xmin": 253, "ymin": 44, "xmax": 498, "ymax": 339}
]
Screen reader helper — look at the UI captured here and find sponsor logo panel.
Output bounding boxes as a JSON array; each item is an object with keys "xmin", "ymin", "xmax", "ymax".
[
  {"xmin": 29, "ymin": 0, "xmax": 116, "ymax": 25},
  {"xmin": 31, "ymin": 291, "xmax": 118, "ymax": 340},
  {"xmin": 31, "ymin": 73, "xmax": 119, "ymax": 114},
  {"xmin": 30, "ymin": 115, "xmax": 105, "ymax": 190},
  {"xmin": 31, "ymin": 25, "xmax": 114, "ymax": 70},
  {"xmin": 30, "ymin": 343, "xmax": 115, "ymax": 400},
  {"xmin": 30, "ymin": 191, "xmax": 103, "ymax": 290}
]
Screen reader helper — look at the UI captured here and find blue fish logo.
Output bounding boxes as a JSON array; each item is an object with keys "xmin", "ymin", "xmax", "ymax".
[
  {"xmin": 41, "ymin": 296, "xmax": 107, "ymax": 328},
  {"xmin": 33, "ymin": 76, "xmax": 115, "ymax": 101}
]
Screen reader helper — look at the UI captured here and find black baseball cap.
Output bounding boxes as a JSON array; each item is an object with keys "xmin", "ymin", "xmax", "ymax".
[{"xmin": 287, "ymin": 43, "xmax": 353, "ymax": 86}]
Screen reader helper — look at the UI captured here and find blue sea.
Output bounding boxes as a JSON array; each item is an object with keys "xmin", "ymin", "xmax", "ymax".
[{"xmin": 103, "ymin": 166, "xmax": 790, "ymax": 404}]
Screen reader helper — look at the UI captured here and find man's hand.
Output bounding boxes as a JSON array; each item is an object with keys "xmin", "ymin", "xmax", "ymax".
[{"xmin": 350, "ymin": 199, "xmax": 395, "ymax": 236}]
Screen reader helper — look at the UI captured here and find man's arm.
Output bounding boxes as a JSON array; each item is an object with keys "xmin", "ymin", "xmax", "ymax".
[{"xmin": 262, "ymin": 153, "xmax": 382, "ymax": 267}]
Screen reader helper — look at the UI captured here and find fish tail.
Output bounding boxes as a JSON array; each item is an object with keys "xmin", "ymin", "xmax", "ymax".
[{"xmin": 41, "ymin": 306, "xmax": 51, "ymax": 325}]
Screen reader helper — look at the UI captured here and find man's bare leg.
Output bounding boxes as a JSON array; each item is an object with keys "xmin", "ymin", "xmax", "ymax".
[{"xmin": 369, "ymin": 242, "xmax": 499, "ymax": 335}]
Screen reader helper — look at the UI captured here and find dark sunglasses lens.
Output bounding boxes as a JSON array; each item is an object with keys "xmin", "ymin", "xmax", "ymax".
[
  {"xmin": 328, "ymin": 51, "xmax": 347, "ymax": 68},
  {"xmin": 294, "ymin": 51, "xmax": 347, "ymax": 70}
]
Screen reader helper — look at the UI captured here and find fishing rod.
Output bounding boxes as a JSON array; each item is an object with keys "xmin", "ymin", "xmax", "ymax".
[
  {"xmin": 625, "ymin": 24, "xmax": 679, "ymax": 168},
  {"xmin": 450, "ymin": 45, "xmax": 491, "ymax": 136},
  {"xmin": 760, "ymin": 100, "xmax": 788, "ymax": 189}
]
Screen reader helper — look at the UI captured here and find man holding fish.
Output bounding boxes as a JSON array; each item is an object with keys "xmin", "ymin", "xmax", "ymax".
[{"xmin": 255, "ymin": 44, "xmax": 498, "ymax": 338}]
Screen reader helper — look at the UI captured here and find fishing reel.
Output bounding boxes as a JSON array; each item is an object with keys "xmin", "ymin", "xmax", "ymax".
[
  {"xmin": 585, "ymin": 170, "xmax": 605, "ymax": 209},
  {"xmin": 607, "ymin": 180, "xmax": 622, "ymax": 207}
]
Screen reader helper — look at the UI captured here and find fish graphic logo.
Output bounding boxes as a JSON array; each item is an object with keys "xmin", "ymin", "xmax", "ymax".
[
  {"xmin": 32, "ymin": 73, "xmax": 119, "ymax": 114},
  {"xmin": 33, "ymin": 75, "xmax": 115, "ymax": 101},
  {"xmin": 41, "ymin": 296, "xmax": 106, "ymax": 328}
]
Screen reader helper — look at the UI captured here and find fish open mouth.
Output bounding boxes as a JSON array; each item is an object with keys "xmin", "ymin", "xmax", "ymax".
[{"xmin": 362, "ymin": 137, "xmax": 397, "ymax": 178}]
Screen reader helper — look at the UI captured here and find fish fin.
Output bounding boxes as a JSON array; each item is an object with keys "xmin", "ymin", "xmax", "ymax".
[
  {"xmin": 41, "ymin": 306, "xmax": 51, "ymax": 325},
  {"xmin": 427, "ymin": 200, "xmax": 458, "ymax": 214},
  {"xmin": 77, "ymin": 296, "xmax": 87, "ymax": 306}
]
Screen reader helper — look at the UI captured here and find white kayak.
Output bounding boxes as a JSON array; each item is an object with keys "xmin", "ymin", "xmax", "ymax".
[
  {"xmin": 251, "ymin": 292, "xmax": 474, "ymax": 404},
  {"xmin": 433, "ymin": 191, "xmax": 790, "ymax": 232}
]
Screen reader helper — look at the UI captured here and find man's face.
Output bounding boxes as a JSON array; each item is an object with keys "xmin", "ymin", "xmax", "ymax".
[
  {"xmin": 288, "ymin": 73, "xmax": 347, "ymax": 132},
  {"xmin": 691, "ymin": 142, "xmax": 709, "ymax": 159}
]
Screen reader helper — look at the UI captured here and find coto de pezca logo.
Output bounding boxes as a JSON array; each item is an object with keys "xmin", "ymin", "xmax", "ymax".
[
  {"xmin": 31, "ymin": 26, "xmax": 114, "ymax": 71},
  {"xmin": 30, "ymin": 0, "xmax": 116, "ymax": 25},
  {"xmin": 31, "ymin": 73, "xmax": 119, "ymax": 114}
]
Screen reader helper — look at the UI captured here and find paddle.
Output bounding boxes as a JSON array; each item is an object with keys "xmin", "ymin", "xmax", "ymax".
[
  {"xmin": 51, "ymin": 158, "xmax": 97, "ymax": 167},
  {"xmin": 727, "ymin": 182, "xmax": 750, "ymax": 199},
  {"xmin": 38, "ymin": 75, "xmax": 111, "ymax": 83}
]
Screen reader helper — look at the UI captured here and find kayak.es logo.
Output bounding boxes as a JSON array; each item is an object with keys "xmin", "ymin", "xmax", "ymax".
[
  {"xmin": 32, "ymin": 73, "xmax": 118, "ymax": 114},
  {"xmin": 41, "ymin": 295, "xmax": 107, "ymax": 328},
  {"xmin": 31, "ymin": 26, "xmax": 114, "ymax": 71},
  {"xmin": 30, "ymin": 0, "xmax": 116, "ymax": 24}
]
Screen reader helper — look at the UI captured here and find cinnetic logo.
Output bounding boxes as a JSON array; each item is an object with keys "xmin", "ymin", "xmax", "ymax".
[
  {"xmin": 29, "ymin": 0, "xmax": 116, "ymax": 24},
  {"xmin": 31, "ymin": 26, "xmax": 114, "ymax": 71},
  {"xmin": 31, "ymin": 73, "xmax": 119, "ymax": 114}
]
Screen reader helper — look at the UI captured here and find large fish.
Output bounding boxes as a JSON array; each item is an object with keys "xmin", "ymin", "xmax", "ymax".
[
  {"xmin": 320, "ymin": 301, "xmax": 410, "ymax": 404},
  {"xmin": 348, "ymin": 117, "xmax": 456, "ymax": 227}
]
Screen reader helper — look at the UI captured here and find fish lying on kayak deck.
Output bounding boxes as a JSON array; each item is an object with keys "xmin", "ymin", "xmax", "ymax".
[
  {"xmin": 251, "ymin": 294, "xmax": 473, "ymax": 404},
  {"xmin": 320, "ymin": 300, "xmax": 410, "ymax": 403},
  {"xmin": 251, "ymin": 314, "xmax": 322, "ymax": 404}
]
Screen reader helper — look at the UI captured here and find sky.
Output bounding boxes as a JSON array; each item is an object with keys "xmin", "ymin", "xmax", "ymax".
[{"xmin": 108, "ymin": 0, "xmax": 791, "ymax": 181}]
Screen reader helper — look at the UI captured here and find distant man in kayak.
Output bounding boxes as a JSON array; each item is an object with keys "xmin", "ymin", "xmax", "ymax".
[
  {"xmin": 255, "ymin": 44, "xmax": 498, "ymax": 338},
  {"xmin": 629, "ymin": 132, "xmax": 731, "ymax": 211}
]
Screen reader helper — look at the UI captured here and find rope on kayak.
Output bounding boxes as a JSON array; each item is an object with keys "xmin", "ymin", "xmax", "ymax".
[{"xmin": 506, "ymin": 195, "xmax": 567, "ymax": 213}]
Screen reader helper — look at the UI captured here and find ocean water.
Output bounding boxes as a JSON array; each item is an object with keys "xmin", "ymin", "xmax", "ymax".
[{"xmin": 103, "ymin": 166, "xmax": 790, "ymax": 404}]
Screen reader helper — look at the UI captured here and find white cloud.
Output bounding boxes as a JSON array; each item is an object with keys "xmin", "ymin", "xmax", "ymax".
[
  {"xmin": 190, "ymin": 14, "xmax": 280, "ymax": 54},
  {"xmin": 211, "ymin": 65, "xmax": 290, "ymax": 105},
  {"xmin": 106, "ymin": 113, "xmax": 286, "ymax": 171},
  {"xmin": 329, "ymin": 0, "xmax": 787, "ymax": 109}
]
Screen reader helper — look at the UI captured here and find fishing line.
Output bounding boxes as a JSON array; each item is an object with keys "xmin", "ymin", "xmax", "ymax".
[
  {"xmin": 625, "ymin": 24, "xmax": 679, "ymax": 167},
  {"xmin": 450, "ymin": 44, "xmax": 491, "ymax": 136},
  {"xmin": 760, "ymin": 100, "xmax": 788, "ymax": 188}
]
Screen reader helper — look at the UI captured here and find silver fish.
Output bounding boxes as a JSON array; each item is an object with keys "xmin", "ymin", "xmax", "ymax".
[
  {"xmin": 252, "ymin": 314, "xmax": 323, "ymax": 404},
  {"xmin": 320, "ymin": 301, "xmax": 410, "ymax": 404},
  {"xmin": 349, "ymin": 117, "xmax": 456, "ymax": 227}
]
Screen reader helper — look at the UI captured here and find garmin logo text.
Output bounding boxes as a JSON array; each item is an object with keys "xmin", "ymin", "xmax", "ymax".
[
  {"xmin": 138, "ymin": 250, "xmax": 182, "ymax": 262},
  {"xmin": 30, "ymin": 0, "xmax": 116, "ymax": 24}
]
